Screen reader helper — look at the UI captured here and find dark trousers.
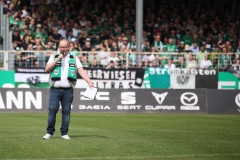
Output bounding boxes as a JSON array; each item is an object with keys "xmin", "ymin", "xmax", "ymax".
[{"xmin": 46, "ymin": 87, "xmax": 73, "ymax": 135}]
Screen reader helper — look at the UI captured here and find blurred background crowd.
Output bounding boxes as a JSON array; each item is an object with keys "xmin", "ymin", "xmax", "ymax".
[{"xmin": 1, "ymin": 0, "xmax": 240, "ymax": 70}]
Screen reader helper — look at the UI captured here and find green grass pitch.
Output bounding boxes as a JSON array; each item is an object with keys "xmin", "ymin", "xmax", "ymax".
[{"xmin": 0, "ymin": 113, "xmax": 240, "ymax": 160}]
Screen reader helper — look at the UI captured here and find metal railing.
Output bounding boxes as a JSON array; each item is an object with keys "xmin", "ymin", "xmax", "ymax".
[{"xmin": 0, "ymin": 50, "xmax": 237, "ymax": 71}]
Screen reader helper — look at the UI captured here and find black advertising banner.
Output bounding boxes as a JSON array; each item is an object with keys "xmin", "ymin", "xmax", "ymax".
[
  {"xmin": 196, "ymin": 73, "xmax": 218, "ymax": 89},
  {"xmin": 127, "ymin": 89, "xmax": 207, "ymax": 113},
  {"xmin": 77, "ymin": 68, "xmax": 146, "ymax": 89},
  {"xmin": 77, "ymin": 68, "xmax": 145, "ymax": 80},
  {"xmin": 1, "ymin": 88, "xmax": 240, "ymax": 114},
  {"xmin": 15, "ymin": 67, "xmax": 46, "ymax": 73},
  {"xmin": 207, "ymin": 90, "xmax": 240, "ymax": 114},
  {"xmin": 0, "ymin": 88, "xmax": 207, "ymax": 113}
]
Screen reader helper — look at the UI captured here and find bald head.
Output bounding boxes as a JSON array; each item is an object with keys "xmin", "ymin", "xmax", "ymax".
[{"xmin": 59, "ymin": 39, "xmax": 69, "ymax": 47}]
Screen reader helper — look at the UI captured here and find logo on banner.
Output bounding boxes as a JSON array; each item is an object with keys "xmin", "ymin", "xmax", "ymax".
[
  {"xmin": 80, "ymin": 92, "xmax": 109, "ymax": 100},
  {"xmin": 235, "ymin": 93, "xmax": 240, "ymax": 112},
  {"xmin": 27, "ymin": 76, "xmax": 41, "ymax": 87},
  {"xmin": 151, "ymin": 92, "xmax": 168, "ymax": 104},
  {"xmin": 176, "ymin": 75, "xmax": 190, "ymax": 85},
  {"xmin": 180, "ymin": 92, "xmax": 200, "ymax": 110},
  {"xmin": 118, "ymin": 92, "xmax": 141, "ymax": 110},
  {"xmin": 135, "ymin": 78, "xmax": 143, "ymax": 87},
  {"xmin": 226, "ymin": 64, "xmax": 240, "ymax": 79},
  {"xmin": 170, "ymin": 69, "xmax": 195, "ymax": 89},
  {"xmin": 145, "ymin": 92, "xmax": 175, "ymax": 110},
  {"xmin": 121, "ymin": 92, "xmax": 136, "ymax": 104}
]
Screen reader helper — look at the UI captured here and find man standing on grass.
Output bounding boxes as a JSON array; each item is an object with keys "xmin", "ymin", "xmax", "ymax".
[{"xmin": 43, "ymin": 39, "xmax": 93, "ymax": 140}]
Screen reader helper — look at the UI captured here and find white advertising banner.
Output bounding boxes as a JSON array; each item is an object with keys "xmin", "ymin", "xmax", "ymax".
[{"xmin": 170, "ymin": 69, "xmax": 196, "ymax": 89}]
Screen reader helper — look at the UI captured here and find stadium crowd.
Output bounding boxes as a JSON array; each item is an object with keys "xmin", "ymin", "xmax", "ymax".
[{"xmin": 1, "ymin": 0, "xmax": 240, "ymax": 70}]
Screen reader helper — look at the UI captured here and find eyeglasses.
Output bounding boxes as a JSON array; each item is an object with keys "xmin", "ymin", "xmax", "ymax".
[{"xmin": 59, "ymin": 46, "xmax": 68, "ymax": 48}]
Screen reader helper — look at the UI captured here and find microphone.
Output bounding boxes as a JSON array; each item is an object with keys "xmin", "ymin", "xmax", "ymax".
[{"xmin": 60, "ymin": 51, "xmax": 64, "ymax": 55}]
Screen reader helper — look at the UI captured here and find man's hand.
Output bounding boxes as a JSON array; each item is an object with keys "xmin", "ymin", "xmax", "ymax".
[
  {"xmin": 57, "ymin": 53, "xmax": 64, "ymax": 60},
  {"xmin": 88, "ymin": 81, "xmax": 94, "ymax": 88}
]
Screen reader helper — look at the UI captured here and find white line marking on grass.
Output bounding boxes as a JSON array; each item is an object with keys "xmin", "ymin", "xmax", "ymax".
[
  {"xmin": 0, "ymin": 127, "xmax": 96, "ymax": 131},
  {"xmin": 5, "ymin": 153, "xmax": 240, "ymax": 160},
  {"xmin": 121, "ymin": 129, "xmax": 207, "ymax": 133}
]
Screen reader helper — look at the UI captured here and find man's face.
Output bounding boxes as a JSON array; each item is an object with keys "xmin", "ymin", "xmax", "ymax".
[
  {"xmin": 14, "ymin": 31, "xmax": 19, "ymax": 35},
  {"xmin": 223, "ymin": 48, "xmax": 227, "ymax": 54},
  {"xmin": 156, "ymin": 36, "xmax": 160, "ymax": 41},
  {"xmin": 69, "ymin": 43, "xmax": 74, "ymax": 50},
  {"xmin": 47, "ymin": 42, "xmax": 52, "ymax": 46},
  {"xmin": 131, "ymin": 36, "xmax": 135, "ymax": 42},
  {"xmin": 59, "ymin": 40, "xmax": 69, "ymax": 55},
  {"xmin": 85, "ymin": 42, "xmax": 91, "ymax": 48},
  {"xmin": 13, "ymin": 42, "xmax": 18, "ymax": 47},
  {"xmin": 118, "ymin": 37, "xmax": 122, "ymax": 42},
  {"xmin": 121, "ymin": 45, "xmax": 126, "ymax": 51},
  {"xmin": 123, "ymin": 40, "xmax": 128, "ymax": 44},
  {"xmin": 188, "ymin": 54, "xmax": 193, "ymax": 60},
  {"xmin": 93, "ymin": 25, "xmax": 97, "ymax": 29},
  {"xmin": 28, "ymin": 44, "xmax": 33, "ymax": 50}
]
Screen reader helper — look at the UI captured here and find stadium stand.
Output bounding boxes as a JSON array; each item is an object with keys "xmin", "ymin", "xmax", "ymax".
[{"xmin": 1, "ymin": 0, "xmax": 240, "ymax": 70}]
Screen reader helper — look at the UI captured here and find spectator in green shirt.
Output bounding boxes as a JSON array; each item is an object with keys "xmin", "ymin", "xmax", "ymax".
[
  {"xmin": 235, "ymin": 41, "xmax": 240, "ymax": 64},
  {"xmin": 114, "ymin": 26, "xmax": 123, "ymax": 37},
  {"xmin": 210, "ymin": 45, "xmax": 221, "ymax": 69},
  {"xmin": 129, "ymin": 35, "xmax": 136, "ymax": 49},
  {"xmin": 153, "ymin": 34, "xmax": 163, "ymax": 51},
  {"xmin": 33, "ymin": 24, "xmax": 43, "ymax": 39},
  {"xmin": 92, "ymin": 35, "xmax": 101, "ymax": 47},
  {"xmin": 80, "ymin": 56, "xmax": 90, "ymax": 68},
  {"xmin": 198, "ymin": 29, "xmax": 206, "ymax": 44},
  {"xmin": 166, "ymin": 38, "xmax": 177, "ymax": 52},
  {"xmin": 69, "ymin": 42, "xmax": 79, "ymax": 57},
  {"xmin": 181, "ymin": 29, "xmax": 193, "ymax": 46},
  {"xmin": 9, "ymin": 12, "xmax": 18, "ymax": 25},
  {"xmin": 156, "ymin": 46, "xmax": 171, "ymax": 68},
  {"xmin": 218, "ymin": 47, "xmax": 232, "ymax": 71},
  {"xmin": 89, "ymin": 24, "xmax": 100, "ymax": 38},
  {"xmin": 122, "ymin": 21, "xmax": 132, "ymax": 33},
  {"xmin": 142, "ymin": 39, "xmax": 151, "ymax": 52}
]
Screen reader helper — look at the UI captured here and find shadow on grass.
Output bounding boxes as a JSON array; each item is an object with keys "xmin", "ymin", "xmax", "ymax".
[{"xmin": 70, "ymin": 135, "xmax": 109, "ymax": 138}]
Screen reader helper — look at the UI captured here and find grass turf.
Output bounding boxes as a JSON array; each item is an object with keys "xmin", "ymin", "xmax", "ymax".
[{"xmin": 0, "ymin": 113, "xmax": 239, "ymax": 160}]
